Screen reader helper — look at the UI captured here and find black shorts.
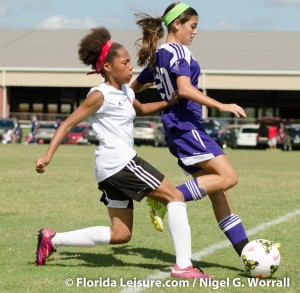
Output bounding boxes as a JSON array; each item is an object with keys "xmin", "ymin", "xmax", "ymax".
[{"xmin": 98, "ymin": 156, "xmax": 165, "ymax": 209}]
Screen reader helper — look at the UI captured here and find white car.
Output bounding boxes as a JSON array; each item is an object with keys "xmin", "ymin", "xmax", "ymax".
[
  {"xmin": 235, "ymin": 124, "xmax": 259, "ymax": 148},
  {"xmin": 36, "ymin": 122, "xmax": 57, "ymax": 143},
  {"xmin": 134, "ymin": 121, "xmax": 166, "ymax": 147}
]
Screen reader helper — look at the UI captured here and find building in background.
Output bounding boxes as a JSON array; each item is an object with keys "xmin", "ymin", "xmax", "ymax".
[{"xmin": 0, "ymin": 29, "xmax": 299, "ymax": 122}]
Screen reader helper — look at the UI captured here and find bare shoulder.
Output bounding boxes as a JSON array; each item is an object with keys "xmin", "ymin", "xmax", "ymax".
[{"xmin": 84, "ymin": 89, "xmax": 104, "ymax": 112}]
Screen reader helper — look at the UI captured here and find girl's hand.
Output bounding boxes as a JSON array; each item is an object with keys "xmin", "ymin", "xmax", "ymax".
[
  {"xmin": 219, "ymin": 103, "xmax": 247, "ymax": 118},
  {"xmin": 132, "ymin": 81, "xmax": 155, "ymax": 93},
  {"xmin": 36, "ymin": 157, "xmax": 51, "ymax": 173},
  {"xmin": 142, "ymin": 82, "xmax": 155, "ymax": 90},
  {"xmin": 167, "ymin": 90, "xmax": 181, "ymax": 107}
]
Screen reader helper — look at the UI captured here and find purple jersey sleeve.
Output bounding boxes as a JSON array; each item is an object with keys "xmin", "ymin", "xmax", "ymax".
[
  {"xmin": 168, "ymin": 43, "xmax": 191, "ymax": 78},
  {"xmin": 170, "ymin": 58, "xmax": 191, "ymax": 77},
  {"xmin": 136, "ymin": 67, "xmax": 154, "ymax": 84}
]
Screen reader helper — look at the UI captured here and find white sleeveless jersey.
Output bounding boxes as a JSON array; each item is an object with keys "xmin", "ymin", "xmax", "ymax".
[{"xmin": 88, "ymin": 83, "xmax": 137, "ymax": 182}]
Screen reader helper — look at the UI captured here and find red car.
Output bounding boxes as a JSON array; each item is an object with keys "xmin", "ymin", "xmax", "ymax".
[{"xmin": 66, "ymin": 123, "xmax": 90, "ymax": 145}]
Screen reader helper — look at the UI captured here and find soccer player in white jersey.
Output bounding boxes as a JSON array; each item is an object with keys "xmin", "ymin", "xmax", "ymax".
[
  {"xmin": 132, "ymin": 2, "xmax": 250, "ymax": 257},
  {"xmin": 35, "ymin": 27, "xmax": 212, "ymax": 279}
]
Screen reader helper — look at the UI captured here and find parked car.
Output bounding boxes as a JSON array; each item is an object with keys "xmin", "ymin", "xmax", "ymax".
[
  {"xmin": 221, "ymin": 124, "xmax": 259, "ymax": 149},
  {"xmin": 36, "ymin": 122, "xmax": 57, "ymax": 143},
  {"xmin": 282, "ymin": 124, "xmax": 300, "ymax": 151},
  {"xmin": 155, "ymin": 124, "xmax": 167, "ymax": 147},
  {"xmin": 66, "ymin": 123, "xmax": 90, "ymax": 145},
  {"xmin": 221, "ymin": 125, "xmax": 241, "ymax": 149},
  {"xmin": 82, "ymin": 125, "xmax": 99, "ymax": 145},
  {"xmin": 0, "ymin": 118, "xmax": 14, "ymax": 142},
  {"xmin": 134, "ymin": 121, "xmax": 166, "ymax": 147},
  {"xmin": 256, "ymin": 117, "xmax": 282, "ymax": 149},
  {"xmin": 236, "ymin": 124, "xmax": 259, "ymax": 148},
  {"xmin": 202, "ymin": 120, "xmax": 225, "ymax": 148}
]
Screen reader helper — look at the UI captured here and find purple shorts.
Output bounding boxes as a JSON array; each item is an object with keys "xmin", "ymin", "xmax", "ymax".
[{"xmin": 166, "ymin": 128, "xmax": 225, "ymax": 174}]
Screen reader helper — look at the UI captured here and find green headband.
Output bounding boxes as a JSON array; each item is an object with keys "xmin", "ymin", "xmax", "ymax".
[{"xmin": 162, "ymin": 2, "xmax": 190, "ymax": 27}]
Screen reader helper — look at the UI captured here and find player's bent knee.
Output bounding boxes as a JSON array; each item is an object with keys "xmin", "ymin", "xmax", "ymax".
[
  {"xmin": 164, "ymin": 189, "xmax": 184, "ymax": 204},
  {"xmin": 226, "ymin": 173, "xmax": 238, "ymax": 189},
  {"xmin": 110, "ymin": 231, "xmax": 132, "ymax": 244},
  {"xmin": 232, "ymin": 172, "xmax": 238, "ymax": 187},
  {"xmin": 221, "ymin": 172, "xmax": 238, "ymax": 190},
  {"xmin": 152, "ymin": 179, "xmax": 184, "ymax": 204},
  {"xmin": 117, "ymin": 234, "xmax": 131, "ymax": 244}
]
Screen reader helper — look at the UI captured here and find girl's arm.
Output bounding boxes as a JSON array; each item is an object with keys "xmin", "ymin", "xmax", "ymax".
[
  {"xmin": 35, "ymin": 91, "xmax": 103, "ymax": 173},
  {"xmin": 131, "ymin": 79, "xmax": 155, "ymax": 93},
  {"xmin": 133, "ymin": 94, "xmax": 178, "ymax": 116},
  {"xmin": 176, "ymin": 75, "xmax": 246, "ymax": 117}
]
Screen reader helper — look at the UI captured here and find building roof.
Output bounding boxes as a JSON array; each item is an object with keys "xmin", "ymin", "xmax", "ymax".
[{"xmin": 0, "ymin": 29, "xmax": 299, "ymax": 72}]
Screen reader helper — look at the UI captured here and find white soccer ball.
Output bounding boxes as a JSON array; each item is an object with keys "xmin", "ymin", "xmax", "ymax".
[{"xmin": 240, "ymin": 239, "xmax": 281, "ymax": 278}]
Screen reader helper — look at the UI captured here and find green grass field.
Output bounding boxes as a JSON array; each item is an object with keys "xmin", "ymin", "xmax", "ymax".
[{"xmin": 0, "ymin": 144, "xmax": 299, "ymax": 293}]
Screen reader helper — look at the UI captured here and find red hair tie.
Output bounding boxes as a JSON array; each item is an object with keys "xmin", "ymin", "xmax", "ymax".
[{"xmin": 87, "ymin": 40, "xmax": 114, "ymax": 75}]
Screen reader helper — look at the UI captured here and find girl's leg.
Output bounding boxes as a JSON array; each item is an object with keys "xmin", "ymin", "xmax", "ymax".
[
  {"xmin": 208, "ymin": 190, "xmax": 232, "ymax": 222},
  {"xmin": 51, "ymin": 226, "xmax": 111, "ymax": 247},
  {"xmin": 208, "ymin": 190, "xmax": 248, "ymax": 255},
  {"xmin": 195, "ymin": 154, "xmax": 238, "ymax": 194},
  {"xmin": 149, "ymin": 179, "xmax": 210, "ymax": 278},
  {"xmin": 149, "ymin": 179, "xmax": 192, "ymax": 269},
  {"xmin": 52, "ymin": 208, "xmax": 133, "ymax": 246},
  {"xmin": 189, "ymin": 161, "xmax": 248, "ymax": 256},
  {"xmin": 177, "ymin": 155, "xmax": 237, "ymax": 202},
  {"xmin": 108, "ymin": 208, "xmax": 133, "ymax": 244},
  {"xmin": 36, "ymin": 208, "xmax": 133, "ymax": 265}
]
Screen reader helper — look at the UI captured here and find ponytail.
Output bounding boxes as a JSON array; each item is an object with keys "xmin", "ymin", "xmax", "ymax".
[{"xmin": 135, "ymin": 13, "xmax": 164, "ymax": 70}]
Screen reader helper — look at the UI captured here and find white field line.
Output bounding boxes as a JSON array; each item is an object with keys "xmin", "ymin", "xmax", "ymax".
[{"xmin": 119, "ymin": 209, "xmax": 300, "ymax": 293}]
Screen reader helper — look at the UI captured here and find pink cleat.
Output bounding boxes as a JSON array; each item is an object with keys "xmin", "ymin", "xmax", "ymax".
[
  {"xmin": 171, "ymin": 264, "xmax": 213, "ymax": 279},
  {"xmin": 35, "ymin": 228, "xmax": 57, "ymax": 265}
]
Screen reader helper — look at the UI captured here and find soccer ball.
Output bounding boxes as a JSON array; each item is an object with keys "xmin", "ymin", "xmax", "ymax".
[{"xmin": 240, "ymin": 239, "xmax": 281, "ymax": 278}]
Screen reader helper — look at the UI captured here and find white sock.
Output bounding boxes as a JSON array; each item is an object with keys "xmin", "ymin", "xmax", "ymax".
[
  {"xmin": 167, "ymin": 202, "xmax": 192, "ymax": 269},
  {"xmin": 51, "ymin": 226, "xmax": 111, "ymax": 247}
]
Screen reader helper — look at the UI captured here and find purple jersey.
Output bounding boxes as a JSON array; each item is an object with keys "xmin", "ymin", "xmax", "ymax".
[{"xmin": 137, "ymin": 43, "xmax": 203, "ymax": 137}]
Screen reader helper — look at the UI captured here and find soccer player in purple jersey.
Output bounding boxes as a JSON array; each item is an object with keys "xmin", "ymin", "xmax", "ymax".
[{"xmin": 132, "ymin": 2, "xmax": 249, "ymax": 257}]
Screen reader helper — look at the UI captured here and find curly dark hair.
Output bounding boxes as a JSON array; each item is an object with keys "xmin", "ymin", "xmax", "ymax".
[{"xmin": 78, "ymin": 27, "xmax": 123, "ymax": 74}]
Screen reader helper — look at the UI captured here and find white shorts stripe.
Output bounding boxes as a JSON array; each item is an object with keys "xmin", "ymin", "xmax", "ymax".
[
  {"xmin": 129, "ymin": 160, "xmax": 161, "ymax": 186},
  {"xmin": 180, "ymin": 153, "xmax": 215, "ymax": 166},
  {"xmin": 126, "ymin": 164, "xmax": 157, "ymax": 189},
  {"xmin": 127, "ymin": 160, "xmax": 161, "ymax": 189},
  {"xmin": 192, "ymin": 129, "xmax": 206, "ymax": 149},
  {"xmin": 104, "ymin": 193, "xmax": 130, "ymax": 208}
]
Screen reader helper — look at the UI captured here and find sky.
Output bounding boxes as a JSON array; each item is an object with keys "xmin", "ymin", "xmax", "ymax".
[{"xmin": 0, "ymin": 0, "xmax": 300, "ymax": 31}]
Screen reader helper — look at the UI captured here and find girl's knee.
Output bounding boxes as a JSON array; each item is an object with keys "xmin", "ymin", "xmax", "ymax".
[
  {"xmin": 224, "ymin": 172, "xmax": 238, "ymax": 190},
  {"xmin": 110, "ymin": 230, "xmax": 132, "ymax": 244},
  {"xmin": 165, "ymin": 188, "xmax": 184, "ymax": 203},
  {"xmin": 230, "ymin": 172, "xmax": 238, "ymax": 187},
  {"xmin": 151, "ymin": 179, "xmax": 184, "ymax": 204},
  {"xmin": 118, "ymin": 233, "xmax": 132, "ymax": 244},
  {"xmin": 108, "ymin": 207, "xmax": 133, "ymax": 244}
]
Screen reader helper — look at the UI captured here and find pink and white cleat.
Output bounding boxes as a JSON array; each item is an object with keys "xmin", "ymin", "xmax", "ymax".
[
  {"xmin": 171, "ymin": 264, "xmax": 213, "ymax": 279},
  {"xmin": 35, "ymin": 228, "xmax": 57, "ymax": 265}
]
